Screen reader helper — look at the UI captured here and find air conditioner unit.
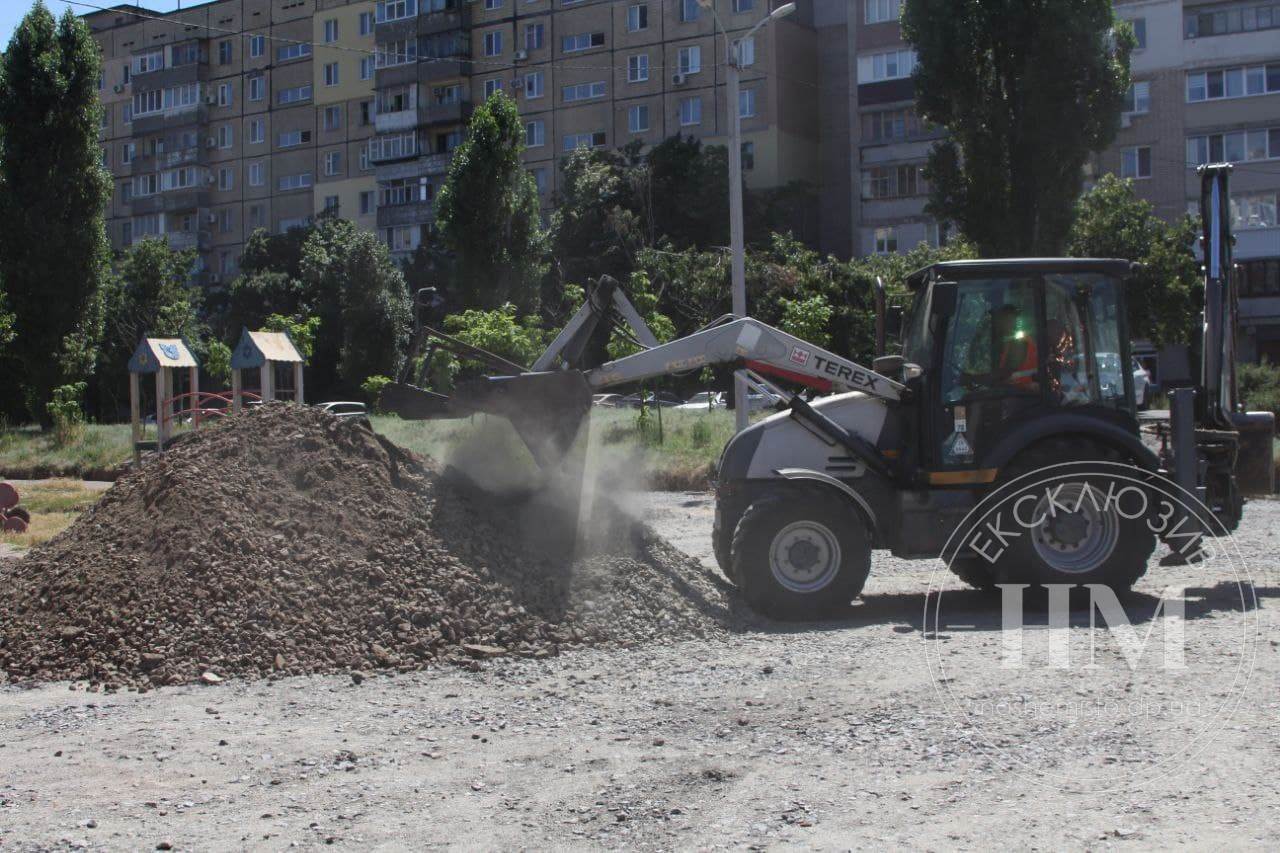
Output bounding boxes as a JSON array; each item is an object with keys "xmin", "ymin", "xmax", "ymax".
[
  {"xmin": 206, "ymin": 136, "xmax": 217, "ymax": 148},
  {"xmin": 511, "ymin": 76, "xmax": 523, "ymax": 89},
  {"xmin": 208, "ymin": 273, "xmax": 221, "ymax": 284},
  {"xmin": 672, "ymin": 72, "xmax": 687, "ymax": 86},
  {"xmin": 515, "ymin": 50, "xmax": 528, "ymax": 61},
  {"xmin": 113, "ymin": 84, "xmax": 124, "ymax": 93},
  {"xmin": 205, "ymin": 95, "xmax": 217, "ymax": 105},
  {"xmin": 205, "ymin": 213, "xmax": 217, "ymax": 224}
]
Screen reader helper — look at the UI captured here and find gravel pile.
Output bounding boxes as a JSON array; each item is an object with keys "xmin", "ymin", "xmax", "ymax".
[{"xmin": 0, "ymin": 406, "xmax": 730, "ymax": 691}]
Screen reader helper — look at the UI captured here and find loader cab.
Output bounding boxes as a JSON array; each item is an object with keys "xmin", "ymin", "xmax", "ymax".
[{"xmin": 899, "ymin": 259, "xmax": 1139, "ymax": 480}]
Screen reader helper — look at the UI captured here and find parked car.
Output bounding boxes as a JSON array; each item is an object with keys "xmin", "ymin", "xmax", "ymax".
[
  {"xmin": 676, "ymin": 391, "xmax": 726, "ymax": 411},
  {"xmin": 746, "ymin": 390, "xmax": 785, "ymax": 411},
  {"xmin": 619, "ymin": 391, "xmax": 683, "ymax": 409},
  {"xmin": 592, "ymin": 393, "xmax": 626, "ymax": 408},
  {"xmin": 315, "ymin": 401, "xmax": 369, "ymax": 420}
]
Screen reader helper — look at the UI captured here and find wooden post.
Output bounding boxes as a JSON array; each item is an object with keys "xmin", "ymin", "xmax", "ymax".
[
  {"xmin": 231, "ymin": 369, "xmax": 242, "ymax": 414},
  {"xmin": 189, "ymin": 365, "xmax": 200, "ymax": 429},
  {"xmin": 154, "ymin": 369, "xmax": 167, "ymax": 450},
  {"xmin": 294, "ymin": 362, "xmax": 304, "ymax": 405},
  {"xmin": 260, "ymin": 363, "xmax": 273, "ymax": 402},
  {"xmin": 130, "ymin": 372, "xmax": 141, "ymax": 467}
]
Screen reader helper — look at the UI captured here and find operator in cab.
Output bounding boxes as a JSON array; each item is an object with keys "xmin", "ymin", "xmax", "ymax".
[{"xmin": 992, "ymin": 304, "xmax": 1038, "ymax": 391}]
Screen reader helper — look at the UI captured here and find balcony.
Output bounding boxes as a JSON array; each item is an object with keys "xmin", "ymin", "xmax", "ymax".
[
  {"xmin": 130, "ymin": 189, "xmax": 210, "ymax": 215},
  {"xmin": 166, "ymin": 229, "xmax": 211, "ymax": 252},
  {"xmin": 377, "ymin": 199, "xmax": 435, "ymax": 229},
  {"xmin": 132, "ymin": 104, "xmax": 207, "ymax": 136},
  {"xmin": 375, "ymin": 108, "xmax": 419, "ymax": 133},
  {"xmin": 422, "ymin": 98, "xmax": 472, "ymax": 126},
  {"xmin": 420, "ymin": 7, "xmax": 470, "ymax": 35},
  {"xmin": 420, "ymin": 55, "xmax": 470, "ymax": 82}
]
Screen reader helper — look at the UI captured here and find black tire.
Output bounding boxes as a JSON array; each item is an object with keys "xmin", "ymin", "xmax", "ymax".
[
  {"xmin": 712, "ymin": 505, "xmax": 735, "ymax": 582},
  {"xmin": 961, "ymin": 439, "xmax": 1155, "ymax": 597},
  {"xmin": 731, "ymin": 490, "xmax": 871, "ymax": 620}
]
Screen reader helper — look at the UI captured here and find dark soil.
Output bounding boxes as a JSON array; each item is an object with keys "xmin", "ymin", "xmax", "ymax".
[{"xmin": 0, "ymin": 405, "xmax": 731, "ymax": 691}]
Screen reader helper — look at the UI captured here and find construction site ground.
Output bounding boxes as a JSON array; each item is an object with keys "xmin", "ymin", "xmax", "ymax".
[{"xmin": 2, "ymin": 490, "xmax": 1278, "ymax": 850}]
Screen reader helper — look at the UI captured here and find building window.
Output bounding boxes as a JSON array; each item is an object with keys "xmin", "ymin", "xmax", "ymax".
[
  {"xmin": 219, "ymin": 167, "xmax": 233, "ymax": 190},
  {"xmin": 678, "ymin": 46, "xmax": 701, "ymax": 75},
  {"xmin": 368, "ymin": 132, "xmax": 418, "ymax": 161},
  {"xmin": 1130, "ymin": 17, "xmax": 1147, "ymax": 49},
  {"xmin": 484, "ymin": 31, "xmax": 503, "ymax": 57},
  {"xmin": 377, "ymin": 39, "xmax": 417, "ymax": 68},
  {"xmin": 249, "ymin": 161, "xmax": 265, "ymax": 186},
  {"xmin": 524, "ymin": 71, "xmax": 544, "ymax": 98},
  {"xmin": 386, "ymin": 225, "xmax": 419, "ymax": 253},
  {"xmin": 359, "ymin": 12, "xmax": 374, "ymax": 36},
  {"xmin": 629, "ymin": 104, "xmax": 649, "ymax": 133},
  {"xmin": 680, "ymin": 0, "xmax": 699, "ymax": 23},
  {"xmin": 123, "ymin": 103, "xmax": 132, "ymax": 124},
  {"xmin": 485, "ymin": 0, "xmax": 502, "ymax": 9},
  {"xmin": 277, "ymin": 42, "xmax": 311, "ymax": 62},
  {"xmin": 627, "ymin": 4, "xmax": 648, "ymax": 31},
  {"xmin": 531, "ymin": 167, "xmax": 548, "ymax": 194},
  {"xmin": 217, "ymin": 82, "xmax": 233, "ymax": 107},
  {"xmin": 324, "ymin": 62, "xmax": 340, "ymax": 86},
  {"xmin": 218, "ymin": 124, "xmax": 233, "ymax": 148},
  {"xmin": 1123, "ymin": 81, "xmax": 1150, "ymax": 115},
  {"xmin": 361, "ymin": 100, "xmax": 373, "ymax": 125},
  {"xmin": 1185, "ymin": 3, "xmax": 1280, "ymax": 38},
  {"xmin": 278, "ymin": 129, "xmax": 312, "ymax": 148},
  {"xmin": 485, "ymin": 78, "xmax": 503, "ymax": 98},
  {"xmin": 679, "ymin": 95, "xmax": 702, "ymax": 126},
  {"xmin": 738, "ymin": 88, "xmax": 756, "ymax": 118},
  {"xmin": 874, "ymin": 227, "xmax": 897, "ymax": 254},
  {"xmin": 278, "ymin": 172, "xmax": 313, "ymax": 191},
  {"xmin": 361, "ymin": 57, "xmax": 374, "ymax": 80},
  {"xmin": 1120, "ymin": 146, "xmax": 1152, "ymax": 179},
  {"xmin": 323, "ymin": 106, "xmax": 342, "ymax": 131},
  {"xmin": 526, "ymin": 23, "xmax": 545, "ymax": 51},
  {"xmin": 218, "ymin": 40, "xmax": 232, "ymax": 64},
  {"xmin": 564, "ymin": 131, "xmax": 606, "ymax": 151},
  {"xmin": 563, "ymin": 81, "xmax": 606, "ymax": 102},
  {"xmin": 121, "ymin": 142, "xmax": 135, "ymax": 164},
  {"xmin": 862, "ymin": 107, "xmax": 921, "ymax": 142},
  {"xmin": 360, "ymin": 190, "xmax": 375, "ymax": 215},
  {"xmin": 628, "ymin": 54, "xmax": 649, "ymax": 83},
  {"xmin": 249, "ymin": 35, "xmax": 264, "ymax": 58},
  {"xmin": 858, "ymin": 48, "xmax": 917, "ymax": 82},
  {"xmin": 526, "ymin": 119, "xmax": 545, "ymax": 147},
  {"xmin": 865, "ymin": 0, "xmax": 900, "ymax": 24},
  {"xmin": 1186, "ymin": 127, "xmax": 1280, "ymax": 164},
  {"xmin": 324, "ymin": 19, "xmax": 338, "ymax": 44},
  {"xmin": 170, "ymin": 42, "xmax": 199, "ymax": 67},
  {"xmin": 379, "ymin": 85, "xmax": 416, "ymax": 113},
  {"xmin": 324, "ymin": 150, "xmax": 342, "ymax": 176},
  {"xmin": 733, "ymin": 0, "xmax": 754, "ymax": 11},
  {"xmin": 122, "ymin": 221, "xmax": 133, "ymax": 246},
  {"xmin": 277, "ymin": 85, "xmax": 313, "ymax": 105},
  {"xmin": 1230, "ymin": 192, "xmax": 1279, "ymax": 229},
  {"xmin": 562, "ymin": 32, "xmax": 605, "ymax": 52},
  {"xmin": 1187, "ymin": 63, "xmax": 1280, "ymax": 101},
  {"xmin": 862, "ymin": 163, "xmax": 927, "ymax": 198},
  {"xmin": 248, "ymin": 204, "xmax": 264, "ymax": 228},
  {"xmin": 736, "ymin": 37, "xmax": 755, "ymax": 67},
  {"xmin": 248, "ymin": 76, "xmax": 265, "ymax": 101},
  {"xmin": 377, "ymin": 0, "xmax": 417, "ymax": 24},
  {"xmin": 249, "ymin": 118, "xmax": 265, "ymax": 144},
  {"xmin": 741, "ymin": 141, "xmax": 755, "ymax": 169},
  {"xmin": 132, "ymin": 49, "xmax": 164, "ymax": 75}
]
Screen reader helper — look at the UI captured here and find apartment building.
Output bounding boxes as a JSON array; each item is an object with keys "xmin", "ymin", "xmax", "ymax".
[
  {"xmin": 87, "ymin": 0, "xmax": 377, "ymax": 286},
  {"xmin": 368, "ymin": 0, "xmax": 824, "ymax": 259},
  {"xmin": 1106, "ymin": 0, "xmax": 1280, "ymax": 362}
]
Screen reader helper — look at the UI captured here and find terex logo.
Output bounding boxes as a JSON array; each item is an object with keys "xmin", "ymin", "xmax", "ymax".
[
  {"xmin": 812, "ymin": 355, "xmax": 879, "ymax": 390},
  {"xmin": 789, "ymin": 346, "xmax": 810, "ymax": 366}
]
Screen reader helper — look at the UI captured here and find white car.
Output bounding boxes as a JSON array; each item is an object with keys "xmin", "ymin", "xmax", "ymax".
[
  {"xmin": 315, "ymin": 401, "xmax": 368, "ymax": 419},
  {"xmin": 676, "ymin": 391, "xmax": 726, "ymax": 411}
]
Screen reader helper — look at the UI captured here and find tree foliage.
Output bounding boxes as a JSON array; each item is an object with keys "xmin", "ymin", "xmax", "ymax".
[
  {"xmin": 1065, "ymin": 174, "xmax": 1200, "ymax": 345},
  {"xmin": 434, "ymin": 92, "xmax": 547, "ymax": 311},
  {"xmin": 0, "ymin": 1, "xmax": 112, "ymax": 422},
  {"xmin": 903, "ymin": 0, "xmax": 1132, "ymax": 255}
]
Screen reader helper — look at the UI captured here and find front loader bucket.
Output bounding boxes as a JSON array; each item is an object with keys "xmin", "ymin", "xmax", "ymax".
[{"xmin": 382, "ymin": 370, "xmax": 594, "ymax": 471}]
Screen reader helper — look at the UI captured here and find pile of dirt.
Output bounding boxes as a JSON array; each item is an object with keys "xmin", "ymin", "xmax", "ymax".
[{"xmin": 0, "ymin": 406, "xmax": 731, "ymax": 691}]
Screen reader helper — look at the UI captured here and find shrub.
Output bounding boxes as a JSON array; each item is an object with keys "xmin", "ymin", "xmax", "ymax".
[
  {"xmin": 361, "ymin": 374, "xmax": 392, "ymax": 412},
  {"xmin": 1238, "ymin": 361, "xmax": 1280, "ymax": 416},
  {"xmin": 46, "ymin": 382, "xmax": 87, "ymax": 447}
]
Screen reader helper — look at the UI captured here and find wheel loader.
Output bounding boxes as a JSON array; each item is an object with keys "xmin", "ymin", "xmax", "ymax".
[{"xmin": 384, "ymin": 164, "xmax": 1272, "ymax": 619}]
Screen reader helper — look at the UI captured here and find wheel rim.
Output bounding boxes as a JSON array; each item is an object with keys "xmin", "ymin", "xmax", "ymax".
[
  {"xmin": 1029, "ymin": 482, "xmax": 1120, "ymax": 574},
  {"xmin": 769, "ymin": 520, "xmax": 842, "ymax": 593}
]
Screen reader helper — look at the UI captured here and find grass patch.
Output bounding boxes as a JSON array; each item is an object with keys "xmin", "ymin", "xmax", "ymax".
[
  {"xmin": 0, "ymin": 423, "xmax": 133, "ymax": 479},
  {"xmin": 1, "ymin": 479, "xmax": 103, "ymax": 550}
]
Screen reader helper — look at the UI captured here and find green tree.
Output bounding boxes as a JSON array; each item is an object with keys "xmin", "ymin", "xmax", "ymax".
[
  {"xmin": 1065, "ymin": 174, "xmax": 1200, "ymax": 345},
  {"xmin": 442, "ymin": 304, "xmax": 547, "ymax": 369},
  {"xmin": 778, "ymin": 295, "xmax": 834, "ymax": 349},
  {"xmin": 902, "ymin": 0, "xmax": 1133, "ymax": 255},
  {"xmin": 435, "ymin": 91, "xmax": 547, "ymax": 311},
  {"xmin": 0, "ymin": 2, "xmax": 112, "ymax": 423}
]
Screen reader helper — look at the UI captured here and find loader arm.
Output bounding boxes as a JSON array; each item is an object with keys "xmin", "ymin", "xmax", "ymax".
[{"xmin": 585, "ymin": 317, "xmax": 906, "ymax": 402}]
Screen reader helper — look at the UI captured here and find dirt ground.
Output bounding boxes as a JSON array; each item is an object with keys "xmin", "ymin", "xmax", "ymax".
[{"xmin": 2, "ymin": 491, "xmax": 1278, "ymax": 850}]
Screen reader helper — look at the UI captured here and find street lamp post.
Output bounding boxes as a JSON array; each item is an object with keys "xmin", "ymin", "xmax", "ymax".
[{"xmin": 704, "ymin": 1, "xmax": 796, "ymax": 431}]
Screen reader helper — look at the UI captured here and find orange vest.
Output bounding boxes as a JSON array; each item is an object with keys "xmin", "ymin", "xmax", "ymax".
[{"xmin": 999, "ymin": 337, "xmax": 1038, "ymax": 387}]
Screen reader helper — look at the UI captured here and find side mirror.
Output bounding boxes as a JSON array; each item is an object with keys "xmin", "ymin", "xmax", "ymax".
[
  {"xmin": 932, "ymin": 281, "xmax": 957, "ymax": 317},
  {"xmin": 886, "ymin": 305, "xmax": 903, "ymax": 338},
  {"xmin": 873, "ymin": 354, "xmax": 905, "ymax": 382}
]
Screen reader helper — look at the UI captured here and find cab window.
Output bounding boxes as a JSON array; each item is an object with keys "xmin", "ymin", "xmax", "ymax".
[{"xmin": 939, "ymin": 278, "xmax": 1039, "ymax": 402}]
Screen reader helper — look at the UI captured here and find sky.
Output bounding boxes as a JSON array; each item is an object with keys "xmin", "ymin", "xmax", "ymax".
[{"xmin": 0, "ymin": 1, "xmax": 186, "ymax": 48}]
